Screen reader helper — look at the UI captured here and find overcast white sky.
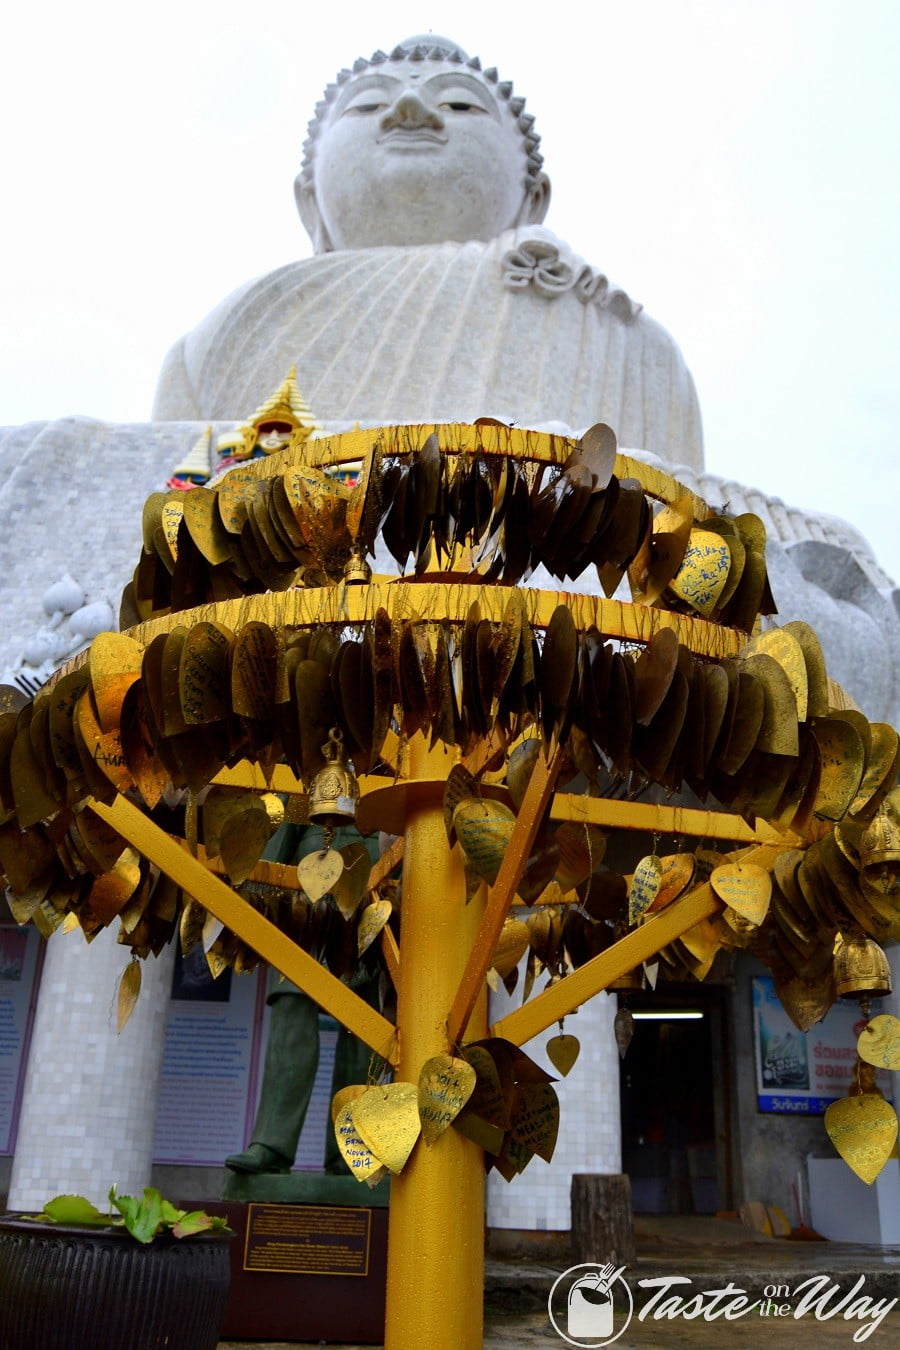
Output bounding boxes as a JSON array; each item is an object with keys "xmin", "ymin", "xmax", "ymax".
[{"xmin": 3, "ymin": 1, "xmax": 898, "ymax": 580}]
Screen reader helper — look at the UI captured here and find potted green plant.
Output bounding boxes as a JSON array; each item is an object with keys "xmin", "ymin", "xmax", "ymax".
[{"xmin": 0, "ymin": 1186, "xmax": 233, "ymax": 1350}]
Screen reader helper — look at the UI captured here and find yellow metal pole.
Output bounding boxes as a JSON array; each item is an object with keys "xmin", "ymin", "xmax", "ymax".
[{"xmin": 383, "ymin": 736, "xmax": 487, "ymax": 1350}]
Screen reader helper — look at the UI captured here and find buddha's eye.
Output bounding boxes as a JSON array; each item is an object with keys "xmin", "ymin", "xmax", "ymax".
[
  {"xmin": 343, "ymin": 102, "xmax": 388, "ymax": 116},
  {"xmin": 439, "ymin": 100, "xmax": 488, "ymax": 114}
]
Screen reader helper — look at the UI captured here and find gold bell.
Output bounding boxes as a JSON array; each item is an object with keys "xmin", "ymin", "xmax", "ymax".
[
  {"xmin": 834, "ymin": 933, "xmax": 893, "ymax": 1000},
  {"xmin": 343, "ymin": 546, "xmax": 372, "ymax": 585},
  {"xmin": 308, "ymin": 728, "xmax": 360, "ymax": 833},
  {"xmin": 860, "ymin": 798, "xmax": 900, "ymax": 896}
]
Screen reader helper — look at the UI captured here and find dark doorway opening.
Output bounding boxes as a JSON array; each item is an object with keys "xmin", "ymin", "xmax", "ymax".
[{"xmin": 620, "ymin": 989, "xmax": 729, "ymax": 1214}]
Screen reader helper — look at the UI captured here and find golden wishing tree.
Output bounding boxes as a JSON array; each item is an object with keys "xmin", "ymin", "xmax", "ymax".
[{"xmin": 3, "ymin": 402, "xmax": 900, "ymax": 1347}]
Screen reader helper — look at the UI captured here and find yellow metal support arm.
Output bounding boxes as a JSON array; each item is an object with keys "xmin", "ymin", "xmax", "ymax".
[
  {"xmin": 491, "ymin": 842, "xmax": 785, "ymax": 1046},
  {"xmin": 549, "ymin": 793, "xmax": 800, "ymax": 846},
  {"xmin": 446, "ymin": 747, "xmax": 563, "ymax": 1046},
  {"xmin": 88, "ymin": 794, "xmax": 398, "ymax": 1064}
]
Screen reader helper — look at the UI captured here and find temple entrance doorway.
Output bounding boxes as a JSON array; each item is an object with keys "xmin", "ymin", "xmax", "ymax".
[{"xmin": 619, "ymin": 986, "xmax": 732, "ymax": 1215}]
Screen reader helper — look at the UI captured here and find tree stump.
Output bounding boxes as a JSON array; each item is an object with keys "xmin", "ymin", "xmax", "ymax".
[{"xmin": 571, "ymin": 1174, "xmax": 635, "ymax": 1266}]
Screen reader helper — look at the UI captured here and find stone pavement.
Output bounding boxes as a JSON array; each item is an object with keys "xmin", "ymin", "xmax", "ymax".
[{"xmin": 219, "ymin": 1215, "xmax": 900, "ymax": 1347}]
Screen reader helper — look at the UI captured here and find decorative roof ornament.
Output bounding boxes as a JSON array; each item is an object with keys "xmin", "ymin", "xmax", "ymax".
[
  {"xmin": 167, "ymin": 425, "xmax": 213, "ymax": 489},
  {"xmin": 216, "ymin": 367, "xmax": 321, "ymax": 464}
]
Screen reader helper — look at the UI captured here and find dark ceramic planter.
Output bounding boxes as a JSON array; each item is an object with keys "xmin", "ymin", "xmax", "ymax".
[{"xmin": 0, "ymin": 1214, "xmax": 232, "ymax": 1350}]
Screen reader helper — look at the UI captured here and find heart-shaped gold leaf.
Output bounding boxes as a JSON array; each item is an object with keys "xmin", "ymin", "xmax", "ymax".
[
  {"xmin": 554, "ymin": 822, "xmax": 606, "ymax": 891},
  {"xmin": 491, "ymin": 918, "xmax": 530, "ymax": 978},
  {"xmin": 453, "ymin": 797, "xmax": 516, "ymax": 886},
  {"xmin": 711, "ymin": 862, "xmax": 772, "ymax": 926},
  {"xmin": 668, "ymin": 529, "xmax": 732, "ymax": 616},
  {"xmin": 334, "ymin": 1102, "xmax": 384, "ymax": 1183},
  {"xmin": 357, "ymin": 898, "xmax": 392, "ymax": 955},
  {"xmin": 545, "ymin": 1034, "xmax": 580, "ymax": 1077},
  {"xmin": 331, "ymin": 842, "xmax": 371, "ymax": 919},
  {"xmin": 462, "ymin": 1044, "xmax": 510, "ymax": 1130},
  {"xmin": 418, "ymin": 1055, "xmax": 477, "ymax": 1144},
  {"xmin": 774, "ymin": 971, "xmax": 836, "ymax": 1031},
  {"xmin": 739, "ymin": 653, "xmax": 799, "ymax": 757},
  {"xmin": 116, "ymin": 959, "xmax": 142, "ymax": 1033},
  {"xmin": 443, "ymin": 763, "xmax": 479, "ymax": 846},
  {"xmin": 219, "ymin": 804, "xmax": 273, "ymax": 886},
  {"xmin": 508, "ymin": 1082, "xmax": 560, "ymax": 1163},
  {"xmin": 297, "ymin": 848, "xmax": 345, "ymax": 903},
  {"xmin": 506, "ymin": 738, "xmax": 541, "ymax": 814},
  {"xmin": 89, "ymin": 632, "xmax": 143, "ymax": 734},
  {"xmin": 811, "ymin": 717, "xmax": 867, "ymax": 822},
  {"xmin": 742, "ymin": 627, "xmax": 809, "ymax": 722},
  {"xmin": 824, "ymin": 1095, "xmax": 899, "ymax": 1185},
  {"xmin": 351, "ymin": 1083, "xmax": 421, "ymax": 1175},
  {"xmin": 858, "ymin": 1015, "xmax": 900, "ymax": 1072},
  {"xmin": 331, "ymin": 1084, "xmax": 369, "ymax": 1125},
  {"xmin": 629, "ymin": 854, "xmax": 663, "ymax": 924},
  {"xmin": 87, "ymin": 850, "xmax": 142, "ymax": 926},
  {"xmin": 648, "ymin": 853, "xmax": 696, "ymax": 912},
  {"xmin": 74, "ymin": 689, "xmax": 133, "ymax": 795}
]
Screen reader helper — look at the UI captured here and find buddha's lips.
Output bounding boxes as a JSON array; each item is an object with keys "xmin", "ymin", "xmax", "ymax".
[{"xmin": 379, "ymin": 129, "xmax": 447, "ymax": 148}]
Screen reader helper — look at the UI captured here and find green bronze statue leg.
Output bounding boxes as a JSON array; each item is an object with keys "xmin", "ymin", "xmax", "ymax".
[{"xmin": 225, "ymin": 989, "xmax": 319, "ymax": 1173}]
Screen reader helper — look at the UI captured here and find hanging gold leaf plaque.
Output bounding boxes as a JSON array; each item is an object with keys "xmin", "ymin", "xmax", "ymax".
[
  {"xmin": 351, "ymin": 1082, "xmax": 421, "ymax": 1175},
  {"xmin": 774, "ymin": 974, "xmax": 836, "ymax": 1033},
  {"xmin": 554, "ymin": 822, "xmax": 606, "ymax": 891},
  {"xmin": 629, "ymin": 854, "xmax": 663, "ymax": 924},
  {"xmin": 648, "ymin": 853, "xmax": 696, "ymax": 913},
  {"xmin": 116, "ymin": 959, "xmax": 142, "ymax": 1033},
  {"xmin": 331, "ymin": 842, "xmax": 371, "ymax": 919},
  {"xmin": 710, "ymin": 862, "xmax": 772, "ymax": 927},
  {"xmin": 331, "ymin": 1084, "xmax": 369, "ymax": 1125},
  {"xmin": 545, "ymin": 1034, "xmax": 580, "ymax": 1077},
  {"xmin": 461, "ymin": 1044, "xmax": 510, "ymax": 1130},
  {"xmin": 742, "ymin": 627, "xmax": 809, "ymax": 723},
  {"xmin": 89, "ymin": 632, "xmax": 143, "ymax": 734},
  {"xmin": 491, "ymin": 917, "xmax": 530, "ymax": 979},
  {"xmin": 824, "ymin": 1095, "xmax": 898, "ymax": 1185},
  {"xmin": 453, "ymin": 797, "xmax": 516, "ymax": 886},
  {"xmin": 668, "ymin": 529, "xmax": 732, "ymax": 616},
  {"xmin": 297, "ymin": 848, "xmax": 344, "ymax": 903},
  {"xmin": 334, "ymin": 1102, "xmax": 384, "ymax": 1183},
  {"xmin": 418, "ymin": 1055, "xmax": 477, "ymax": 1144},
  {"xmin": 858, "ymin": 1015, "xmax": 900, "ymax": 1072},
  {"xmin": 357, "ymin": 898, "xmax": 392, "ymax": 955},
  {"xmin": 219, "ymin": 804, "xmax": 272, "ymax": 886},
  {"xmin": 508, "ymin": 1082, "xmax": 560, "ymax": 1163}
]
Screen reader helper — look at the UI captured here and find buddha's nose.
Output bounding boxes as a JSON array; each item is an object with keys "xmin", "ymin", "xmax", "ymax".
[{"xmin": 381, "ymin": 88, "xmax": 444, "ymax": 132}]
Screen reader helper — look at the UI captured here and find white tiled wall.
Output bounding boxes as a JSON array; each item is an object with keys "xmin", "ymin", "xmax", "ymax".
[
  {"xmin": 9, "ymin": 927, "xmax": 174, "ymax": 1211},
  {"xmin": 487, "ymin": 984, "xmax": 621, "ymax": 1231}
]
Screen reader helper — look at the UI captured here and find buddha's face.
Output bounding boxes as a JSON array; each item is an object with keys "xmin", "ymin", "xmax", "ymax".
[{"xmin": 297, "ymin": 59, "xmax": 549, "ymax": 252}]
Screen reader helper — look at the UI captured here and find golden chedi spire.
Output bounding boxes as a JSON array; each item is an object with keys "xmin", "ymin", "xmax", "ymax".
[
  {"xmin": 167, "ymin": 425, "xmax": 213, "ymax": 489},
  {"xmin": 217, "ymin": 367, "xmax": 321, "ymax": 465}
]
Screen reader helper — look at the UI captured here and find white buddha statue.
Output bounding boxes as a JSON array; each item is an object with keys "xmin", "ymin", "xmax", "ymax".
[{"xmin": 153, "ymin": 36, "xmax": 704, "ymax": 471}]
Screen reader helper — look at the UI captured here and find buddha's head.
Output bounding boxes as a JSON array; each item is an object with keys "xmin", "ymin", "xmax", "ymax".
[{"xmin": 296, "ymin": 37, "xmax": 551, "ymax": 253}]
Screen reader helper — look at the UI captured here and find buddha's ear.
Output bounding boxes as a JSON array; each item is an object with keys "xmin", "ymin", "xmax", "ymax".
[
  {"xmin": 515, "ymin": 172, "xmax": 551, "ymax": 227},
  {"xmin": 294, "ymin": 174, "xmax": 334, "ymax": 254}
]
